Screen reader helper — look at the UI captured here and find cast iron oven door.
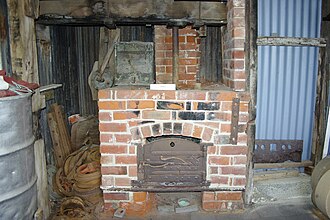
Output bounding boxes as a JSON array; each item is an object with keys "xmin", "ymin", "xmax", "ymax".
[{"xmin": 132, "ymin": 137, "xmax": 210, "ymax": 188}]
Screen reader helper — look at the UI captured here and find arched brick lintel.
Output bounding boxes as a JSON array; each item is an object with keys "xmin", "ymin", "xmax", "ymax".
[{"xmin": 129, "ymin": 122, "xmax": 216, "ymax": 143}]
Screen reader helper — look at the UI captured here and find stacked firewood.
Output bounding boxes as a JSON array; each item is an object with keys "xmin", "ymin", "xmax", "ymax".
[{"xmin": 48, "ymin": 104, "xmax": 73, "ymax": 168}]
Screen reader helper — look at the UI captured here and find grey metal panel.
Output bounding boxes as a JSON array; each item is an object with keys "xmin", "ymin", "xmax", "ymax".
[
  {"xmin": 115, "ymin": 42, "xmax": 155, "ymax": 85},
  {"xmin": 256, "ymin": 0, "xmax": 322, "ymax": 161}
]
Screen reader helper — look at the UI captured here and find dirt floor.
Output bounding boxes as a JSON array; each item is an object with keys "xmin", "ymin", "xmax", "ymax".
[{"xmin": 97, "ymin": 197, "xmax": 327, "ymax": 220}]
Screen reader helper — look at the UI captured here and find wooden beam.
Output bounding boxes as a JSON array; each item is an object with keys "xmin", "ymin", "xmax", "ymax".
[
  {"xmin": 39, "ymin": 0, "xmax": 90, "ymax": 16},
  {"xmin": 253, "ymin": 170, "xmax": 300, "ymax": 181},
  {"xmin": 39, "ymin": 0, "xmax": 227, "ymax": 22},
  {"xmin": 254, "ymin": 160, "xmax": 313, "ymax": 169},
  {"xmin": 257, "ymin": 37, "xmax": 326, "ymax": 47},
  {"xmin": 37, "ymin": 16, "xmax": 227, "ymax": 27},
  {"xmin": 174, "ymin": 0, "xmax": 226, "ymax": 1}
]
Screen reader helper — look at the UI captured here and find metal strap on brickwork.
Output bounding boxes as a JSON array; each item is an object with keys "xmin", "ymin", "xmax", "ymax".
[{"xmin": 230, "ymin": 98, "xmax": 240, "ymax": 145}]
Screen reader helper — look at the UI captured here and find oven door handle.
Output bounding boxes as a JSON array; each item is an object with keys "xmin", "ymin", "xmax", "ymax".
[{"xmin": 141, "ymin": 161, "xmax": 174, "ymax": 168}]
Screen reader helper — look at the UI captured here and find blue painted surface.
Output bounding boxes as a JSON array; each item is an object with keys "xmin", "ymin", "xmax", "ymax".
[{"xmin": 256, "ymin": 0, "xmax": 322, "ymax": 160}]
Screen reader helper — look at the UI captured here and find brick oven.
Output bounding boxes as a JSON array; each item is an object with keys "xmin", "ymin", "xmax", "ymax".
[{"xmin": 98, "ymin": 0, "xmax": 248, "ymax": 214}]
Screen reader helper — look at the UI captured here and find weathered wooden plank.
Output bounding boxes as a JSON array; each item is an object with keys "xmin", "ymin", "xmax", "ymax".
[
  {"xmin": 24, "ymin": 0, "xmax": 39, "ymax": 18},
  {"xmin": 39, "ymin": 0, "xmax": 90, "ymax": 16},
  {"xmin": 32, "ymin": 89, "xmax": 46, "ymax": 112},
  {"xmin": 200, "ymin": 2, "xmax": 227, "ymax": 20},
  {"xmin": 39, "ymin": 0, "xmax": 227, "ymax": 22},
  {"xmin": 7, "ymin": 0, "xmax": 39, "ymax": 82},
  {"xmin": 253, "ymin": 170, "xmax": 300, "ymax": 181},
  {"xmin": 39, "ymin": 83, "xmax": 62, "ymax": 92},
  {"xmin": 108, "ymin": 1, "xmax": 226, "ymax": 20},
  {"xmin": 172, "ymin": 26, "xmax": 179, "ymax": 84},
  {"xmin": 51, "ymin": 103, "xmax": 72, "ymax": 156},
  {"xmin": 104, "ymin": 186, "xmax": 245, "ymax": 192},
  {"xmin": 244, "ymin": 0, "xmax": 257, "ymax": 206},
  {"xmin": 34, "ymin": 139, "xmax": 50, "ymax": 219},
  {"xmin": 312, "ymin": 47, "xmax": 328, "ymax": 165},
  {"xmin": 47, "ymin": 103, "xmax": 74, "ymax": 168},
  {"xmin": 99, "ymin": 31, "xmax": 119, "ymax": 74},
  {"xmin": 47, "ymin": 112, "xmax": 66, "ymax": 168},
  {"xmin": 257, "ymin": 37, "xmax": 326, "ymax": 47},
  {"xmin": 254, "ymin": 160, "xmax": 313, "ymax": 169}
]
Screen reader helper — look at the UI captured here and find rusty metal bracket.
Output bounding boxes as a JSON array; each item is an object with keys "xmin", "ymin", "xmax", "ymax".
[
  {"xmin": 254, "ymin": 140, "xmax": 303, "ymax": 163},
  {"xmin": 230, "ymin": 98, "xmax": 240, "ymax": 144}
]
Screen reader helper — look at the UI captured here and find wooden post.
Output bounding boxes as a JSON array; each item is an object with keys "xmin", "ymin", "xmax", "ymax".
[
  {"xmin": 244, "ymin": 0, "xmax": 258, "ymax": 205},
  {"xmin": 7, "ymin": 0, "xmax": 39, "ymax": 83},
  {"xmin": 312, "ymin": 47, "xmax": 328, "ymax": 165},
  {"xmin": 34, "ymin": 139, "xmax": 50, "ymax": 219},
  {"xmin": 172, "ymin": 26, "xmax": 179, "ymax": 85}
]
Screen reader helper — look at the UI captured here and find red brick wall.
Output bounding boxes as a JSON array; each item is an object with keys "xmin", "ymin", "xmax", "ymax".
[
  {"xmin": 98, "ymin": 88, "xmax": 249, "ymax": 212},
  {"xmin": 202, "ymin": 191, "xmax": 243, "ymax": 210},
  {"xmin": 155, "ymin": 26, "xmax": 201, "ymax": 89},
  {"xmin": 154, "ymin": 3, "xmax": 246, "ymax": 91},
  {"xmin": 223, "ymin": 0, "xmax": 246, "ymax": 91}
]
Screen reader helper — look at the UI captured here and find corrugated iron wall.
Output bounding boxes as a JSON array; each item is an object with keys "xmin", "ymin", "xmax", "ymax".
[
  {"xmin": 74, "ymin": 27, "xmax": 100, "ymax": 115},
  {"xmin": 119, "ymin": 25, "xmax": 154, "ymax": 42},
  {"xmin": 256, "ymin": 0, "xmax": 322, "ymax": 160},
  {"xmin": 39, "ymin": 26, "xmax": 99, "ymax": 116},
  {"xmin": 37, "ymin": 26, "xmax": 99, "ymax": 164}
]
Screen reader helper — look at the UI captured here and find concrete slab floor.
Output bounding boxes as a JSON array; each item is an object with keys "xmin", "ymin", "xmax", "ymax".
[{"xmin": 100, "ymin": 197, "xmax": 328, "ymax": 220}]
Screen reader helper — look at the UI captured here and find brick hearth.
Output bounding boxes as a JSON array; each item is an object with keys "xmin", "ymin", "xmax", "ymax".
[{"xmin": 98, "ymin": 88, "xmax": 249, "ymax": 213}]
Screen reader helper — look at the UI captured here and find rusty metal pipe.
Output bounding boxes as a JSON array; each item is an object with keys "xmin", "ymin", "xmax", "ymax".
[{"xmin": 172, "ymin": 26, "xmax": 179, "ymax": 85}]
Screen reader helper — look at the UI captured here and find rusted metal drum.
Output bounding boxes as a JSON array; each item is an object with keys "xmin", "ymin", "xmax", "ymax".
[
  {"xmin": 0, "ymin": 94, "xmax": 37, "ymax": 219},
  {"xmin": 313, "ymin": 169, "xmax": 330, "ymax": 218},
  {"xmin": 311, "ymin": 156, "xmax": 330, "ymax": 190}
]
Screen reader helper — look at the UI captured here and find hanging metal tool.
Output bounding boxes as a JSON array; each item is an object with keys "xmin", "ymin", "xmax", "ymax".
[{"xmin": 88, "ymin": 30, "xmax": 120, "ymax": 100}]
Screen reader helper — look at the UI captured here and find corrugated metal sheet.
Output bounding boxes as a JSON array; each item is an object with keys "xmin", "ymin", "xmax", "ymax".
[
  {"xmin": 258, "ymin": 0, "xmax": 321, "ymax": 38},
  {"xmin": 74, "ymin": 27, "xmax": 100, "ymax": 116},
  {"xmin": 37, "ymin": 26, "xmax": 99, "ymax": 165},
  {"xmin": 39, "ymin": 26, "xmax": 99, "ymax": 116},
  {"xmin": 256, "ymin": 0, "xmax": 322, "ymax": 161},
  {"xmin": 119, "ymin": 25, "xmax": 154, "ymax": 42}
]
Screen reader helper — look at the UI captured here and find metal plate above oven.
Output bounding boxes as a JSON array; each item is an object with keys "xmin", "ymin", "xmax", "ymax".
[{"xmin": 115, "ymin": 42, "xmax": 154, "ymax": 86}]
